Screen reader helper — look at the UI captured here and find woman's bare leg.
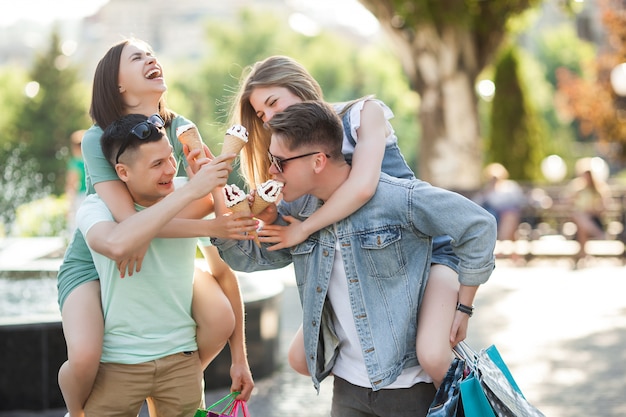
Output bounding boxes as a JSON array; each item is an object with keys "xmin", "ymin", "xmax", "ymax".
[
  {"xmin": 287, "ymin": 325, "xmax": 309, "ymax": 375},
  {"xmin": 192, "ymin": 266, "xmax": 235, "ymax": 369},
  {"xmin": 416, "ymin": 264, "xmax": 460, "ymax": 388},
  {"xmin": 58, "ymin": 281, "xmax": 103, "ymax": 417}
]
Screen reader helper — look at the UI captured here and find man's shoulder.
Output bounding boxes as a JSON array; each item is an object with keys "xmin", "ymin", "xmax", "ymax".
[
  {"xmin": 78, "ymin": 194, "xmax": 110, "ymax": 219},
  {"xmin": 279, "ymin": 194, "xmax": 320, "ymax": 217},
  {"xmin": 376, "ymin": 173, "xmax": 416, "ymax": 190}
]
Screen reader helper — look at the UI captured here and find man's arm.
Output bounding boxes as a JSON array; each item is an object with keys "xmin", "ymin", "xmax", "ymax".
[
  {"xmin": 86, "ymin": 161, "xmax": 229, "ymax": 263},
  {"xmin": 408, "ymin": 179, "xmax": 497, "ymax": 286},
  {"xmin": 212, "ymin": 207, "xmax": 295, "ymax": 273}
]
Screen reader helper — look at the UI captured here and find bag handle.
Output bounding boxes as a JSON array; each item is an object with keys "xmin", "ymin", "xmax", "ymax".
[
  {"xmin": 208, "ymin": 391, "xmax": 240, "ymax": 413},
  {"xmin": 229, "ymin": 400, "xmax": 250, "ymax": 417},
  {"xmin": 453, "ymin": 341, "xmax": 478, "ymax": 373}
]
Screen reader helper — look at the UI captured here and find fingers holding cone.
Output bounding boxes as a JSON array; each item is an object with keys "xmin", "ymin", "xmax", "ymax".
[{"xmin": 223, "ymin": 183, "xmax": 260, "ymax": 246}]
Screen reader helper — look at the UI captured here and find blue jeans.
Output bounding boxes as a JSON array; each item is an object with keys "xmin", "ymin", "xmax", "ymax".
[{"xmin": 331, "ymin": 376, "xmax": 436, "ymax": 417}]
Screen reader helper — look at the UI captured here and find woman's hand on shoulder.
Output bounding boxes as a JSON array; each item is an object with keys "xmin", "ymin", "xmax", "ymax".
[{"xmin": 259, "ymin": 216, "xmax": 309, "ymax": 251}]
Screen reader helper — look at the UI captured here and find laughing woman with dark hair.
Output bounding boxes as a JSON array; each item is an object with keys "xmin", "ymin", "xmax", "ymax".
[{"xmin": 57, "ymin": 38, "xmax": 255, "ymax": 417}]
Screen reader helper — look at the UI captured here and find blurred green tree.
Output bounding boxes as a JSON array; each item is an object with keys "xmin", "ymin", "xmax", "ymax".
[
  {"xmin": 6, "ymin": 28, "xmax": 90, "ymax": 195},
  {"xmin": 355, "ymin": 0, "xmax": 542, "ymax": 190},
  {"xmin": 487, "ymin": 45, "xmax": 546, "ymax": 181}
]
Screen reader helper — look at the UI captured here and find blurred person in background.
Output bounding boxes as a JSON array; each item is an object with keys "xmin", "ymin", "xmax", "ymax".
[
  {"xmin": 65, "ymin": 130, "xmax": 87, "ymax": 233},
  {"xmin": 474, "ymin": 163, "xmax": 525, "ymax": 242},
  {"xmin": 567, "ymin": 158, "xmax": 611, "ymax": 262}
]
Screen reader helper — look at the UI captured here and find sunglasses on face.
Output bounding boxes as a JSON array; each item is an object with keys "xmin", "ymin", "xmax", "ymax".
[
  {"xmin": 267, "ymin": 150, "xmax": 330, "ymax": 173},
  {"xmin": 115, "ymin": 114, "xmax": 165, "ymax": 164}
]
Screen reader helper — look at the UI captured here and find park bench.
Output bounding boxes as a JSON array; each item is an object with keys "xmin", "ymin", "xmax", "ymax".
[{"xmin": 491, "ymin": 182, "xmax": 626, "ymax": 264}]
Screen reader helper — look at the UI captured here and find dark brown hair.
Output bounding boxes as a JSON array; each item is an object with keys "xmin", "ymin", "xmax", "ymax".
[
  {"xmin": 89, "ymin": 38, "xmax": 176, "ymax": 130},
  {"xmin": 100, "ymin": 114, "xmax": 165, "ymax": 166}
]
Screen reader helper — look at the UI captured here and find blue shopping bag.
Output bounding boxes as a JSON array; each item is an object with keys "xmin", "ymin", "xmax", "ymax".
[
  {"xmin": 426, "ymin": 357, "xmax": 465, "ymax": 417},
  {"xmin": 459, "ymin": 371, "xmax": 495, "ymax": 417}
]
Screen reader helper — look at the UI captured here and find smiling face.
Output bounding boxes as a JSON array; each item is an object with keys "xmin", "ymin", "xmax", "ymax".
[
  {"xmin": 249, "ymin": 86, "xmax": 304, "ymax": 123},
  {"xmin": 118, "ymin": 137, "xmax": 178, "ymax": 207},
  {"xmin": 117, "ymin": 40, "xmax": 166, "ymax": 105}
]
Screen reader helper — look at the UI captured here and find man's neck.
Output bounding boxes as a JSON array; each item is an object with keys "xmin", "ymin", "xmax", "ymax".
[
  {"xmin": 317, "ymin": 164, "xmax": 351, "ymax": 202},
  {"xmin": 128, "ymin": 190, "xmax": 163, "ymax": 209}
]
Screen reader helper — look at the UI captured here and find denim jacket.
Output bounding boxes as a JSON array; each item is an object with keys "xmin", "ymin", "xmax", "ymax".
[{"xmin": 213, "ymin": 173, "xmax": 496, "ymax": 391}]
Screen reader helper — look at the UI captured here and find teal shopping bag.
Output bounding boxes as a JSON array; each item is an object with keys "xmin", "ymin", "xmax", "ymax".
[
  {"xmin": 459, "ymin": 372, "xmax": 495, "ymax": 417},
  {"xmin": 477, "ymin": 345, "xmax": 545, "ymax": 417},
  {"xmin": 484, "ymin": 345, "xmax": 523, "ymax": 396}
]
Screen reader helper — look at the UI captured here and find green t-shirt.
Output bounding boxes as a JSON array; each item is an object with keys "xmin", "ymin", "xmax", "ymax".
[
  {"xmin": 77, "ymin": 194, "xmax": 198, "ymax": 363},
  {"xmin": 57, "ymin": 114, "xmax": 197, "ymax": 309}
]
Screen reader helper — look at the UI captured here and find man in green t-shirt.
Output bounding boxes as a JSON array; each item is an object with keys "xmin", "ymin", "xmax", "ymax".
[{"xmin": 77, "ymin": 113, "xmax": 233, "ymax": 416}]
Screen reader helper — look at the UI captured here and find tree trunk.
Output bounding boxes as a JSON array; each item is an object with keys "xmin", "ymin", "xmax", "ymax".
[{"xmin": 384, "ymin": 24, "xmax": 484, "ymax": 190}]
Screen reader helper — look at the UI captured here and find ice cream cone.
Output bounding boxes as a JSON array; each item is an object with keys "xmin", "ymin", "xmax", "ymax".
[
  {"xmin": 251, "ymin": 198, "xmax": 271, "ymax": 216},
  {"xmin": 223, "ymin": 183, "xmax": 259, "ymax": 246},
  {"xmin": 176, "ymin": 124, "xmax": 206, "ymax": 159},
  {"xmin": 220, "ymin": 125, "xmax": 248, "ymax": 163},
  {"xmin": 251, "ymin": 180, "xmax": 283, "ymax": 215},
  {"xmin": 229, "ymin": 201, "xmax": 261, "ymax": 246},
  {"xmin": 228, "ymin": 199, "xmax": 252, "ymax": 216}
]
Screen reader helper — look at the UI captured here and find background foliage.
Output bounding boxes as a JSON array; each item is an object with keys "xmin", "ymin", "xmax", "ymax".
[{"xmin": 0, "ymin": 3, "xmax": 615, "ymax": 235}]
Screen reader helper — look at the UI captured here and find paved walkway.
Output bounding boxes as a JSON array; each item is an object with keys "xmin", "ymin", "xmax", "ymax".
[{"xmin": 2, "ymin": 254, "xmax": 626, "ymax": 416}]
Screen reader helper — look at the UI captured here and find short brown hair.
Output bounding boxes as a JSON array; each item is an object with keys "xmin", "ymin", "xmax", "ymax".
[{"xmin": 266, "ymin": 101, "xmax": 343, "ymax": 158}]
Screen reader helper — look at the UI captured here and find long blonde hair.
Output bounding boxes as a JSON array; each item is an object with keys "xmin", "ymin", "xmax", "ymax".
[{"xmin": 230, "ymin": 56, "xmax": 323, "ymax": 189}]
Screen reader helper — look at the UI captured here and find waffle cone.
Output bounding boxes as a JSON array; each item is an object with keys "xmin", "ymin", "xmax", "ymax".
[
  {"xmin": 228, "ymin": 200, "xmax": 260, "ymax": 245},
  {"xmin": 178, "ymin": 127, "xmax": 206, "ymax": 158},
  {"xmin": 228, "ymin": 199, "xmax": 251, "ymax": 216},
  {"xmin": 220, "ymin": 134, "xmax": 246, "ymax": 160},
  {"xmin": 251, "ymin": 198, "xmax": 271, "ymax": 216}
]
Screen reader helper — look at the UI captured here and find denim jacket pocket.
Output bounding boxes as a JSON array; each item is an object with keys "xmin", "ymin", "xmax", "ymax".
[
  {"xmin": 291, "ymin": 240, "xmax": 317, "ymax": 287},
  {"xmin": 358, "ymin": 227, "xmax": 405, "ymax": 279}
]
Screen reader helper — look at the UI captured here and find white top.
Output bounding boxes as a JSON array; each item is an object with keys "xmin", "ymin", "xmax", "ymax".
[
  {"xmin": 333, "ymin": 98, "xmax": 397, "ymax": 156},
  {"xmin": 327, "ymin": 239, "xmax": 431, "ymax": 388}
]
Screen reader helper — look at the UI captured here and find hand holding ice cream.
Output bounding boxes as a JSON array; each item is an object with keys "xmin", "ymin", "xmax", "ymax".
[{"xmin": 223, "ymin": 183, "xmax": 260, "ymax": 245}]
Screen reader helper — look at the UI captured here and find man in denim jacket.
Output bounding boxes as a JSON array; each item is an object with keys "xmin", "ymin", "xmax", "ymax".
[{"xmin": 213, "ymin": 101, "xmax": 497, "ymax": 417}]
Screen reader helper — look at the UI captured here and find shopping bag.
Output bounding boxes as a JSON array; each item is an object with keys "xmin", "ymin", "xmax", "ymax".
[
  {"xmin": 194, "ymin": 391, "xmax": 239, "ymax": 417},
  {"xmin": 454, "ymin": 342, "xmax": 544, "ymax": 417},
  {"xmin": 426, "ymin": 357, "xmax": 466, "ymax": 417},
  {"xmin": 476, "ymin": 345, "xmax": 545, "ymax": 417},
  {"xmin": 459, "ymin": 372, "xmax": 495, "ymax": 417}
]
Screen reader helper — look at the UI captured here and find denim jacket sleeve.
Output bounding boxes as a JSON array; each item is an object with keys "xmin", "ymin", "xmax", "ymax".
[
  {"xmin": 407, "ymin": 179, "xmax": 497, "ymax": 286},
  {"xmin": 211, "ymin": 227, "xmax": 293, "ymax": 273}
]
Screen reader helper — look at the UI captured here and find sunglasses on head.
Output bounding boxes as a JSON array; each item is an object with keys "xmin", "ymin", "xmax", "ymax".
[{"xmin": 115, "ymin": 114, "xmax": 165, "ymax": 164}]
